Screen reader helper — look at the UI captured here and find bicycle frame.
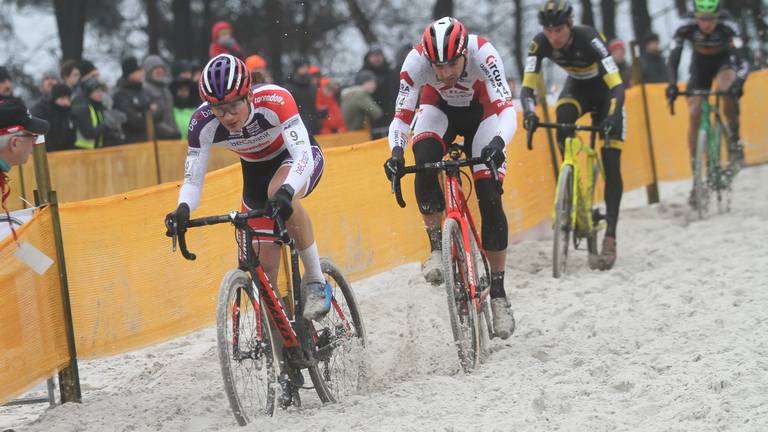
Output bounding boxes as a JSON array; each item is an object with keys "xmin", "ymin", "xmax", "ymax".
[{"xmin": 558, "ymin": 131, "xmax": 603, "ymax": 236}]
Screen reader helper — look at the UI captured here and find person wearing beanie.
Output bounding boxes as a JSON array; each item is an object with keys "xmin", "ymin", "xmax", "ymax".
[
  {"xmin": 72, "ymin": 78, "xmax": 125, "ymax": 148},
  {"xmin": 60, "ymin": 59, "xmax": 81, "ymax": 89},
  {"xmin": 142, "ymin": 54, "xmax": 181, "ymax": 139},
  {"xmin": 639, "ymin": 33, "xmax": 667, "ymax": 83},
  {"xmin": 113, "ymin": 56, "xmax": 153, "ymax": 143},
  {"xmin": 284, "ymin": 59, "xmax": 321, "ymax": 135},
  {"xmin": 341, "ymin": 69, "xmax": 382, "ymax": 131},
  {"xmin": 209, "ymin": 21, "xmax": 244, "ymax": 59},
  {"xmin": 38, "ymin": 70, "xmax": 60, "ymax": 102},
  {"xmin": 245, "ymin": 54, "xmax": 272, "ymax": 84},
  {"xmin": 78, "ymin": 59, "xmax": 99, "ymax": 82},
  {"xmin": 169, "ymin": 77, "xmax": 199, "ymax": 140},
  {"xmin": 31, "ymin": 83, "xmax": 76, "ymax": 152},
  {"xmin": 608, "ymin": 39, "xmax": 632, "ymax": 87}
]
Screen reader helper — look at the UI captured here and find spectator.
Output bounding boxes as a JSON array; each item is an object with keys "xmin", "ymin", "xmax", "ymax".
[
  {"xmin": 245, "ymin": 54, "xmax": 272, "ymax": 84},
  {"xmin": 284, "ymin": 59, "xmax": 321, "ymax": 135},
  {"xmin": 173, "ymin": 59, "xmax": 198, "ymax": 80},
  {"xmin": 0, "ymin": 67, "xmax": 13, "ymax": 97},
  {"xmin": 30, "ymin": 83, "xmax": 76, "ymax": 152},
  {"xmin": 113, "ymin": 56, "xmax": 152, "ymax": 144},
  {"xmin": 170, "ymin": 77, "xmax": 198, "ymax": 140},
  {"xmin": 317, "ymin": 78, "xmax": 346, "ymax": 134},
  {"xmin": 640, "ymin": 33, "xmax": 668, "ymax": 84},
  {"xmin": 360, "ymin": 44, "xmax": 398, "ymax": 138},
  {"xmin": 608, "ymin": 39, "xmax": 632, "ymax": 87},
  {"xmin": 79, "ymin": 59, "xmax": 99, "ymax": 82},
  {"xmin": 0, "ymin": 97, "xmax": 49, "ymax": 174},
  {"xmin": 60, "ymin": 60, "xmax": 81, "ymax": 89},
  {"xmin": 142, "ymin": 55, "xmax": 181, "ymax": 139},
  {"xmin": 73, "ymin": 79, "xmax": 124, "ymax": 148},
  {"xmin": 209, "ymin": 21, "xmax": 245, "ymax": 59},
  {"xmin": 38, "ymin": 71, "xmax": 59, "ymax": 102},
  {"xmin": 341, "ymin": 70, "xmax": 383, "ymax": 131}
]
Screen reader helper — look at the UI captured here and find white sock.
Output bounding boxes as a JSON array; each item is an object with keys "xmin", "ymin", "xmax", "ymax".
[{"xmin": 299, "ymin": 242, "xmax": 324, "ymax": 284}]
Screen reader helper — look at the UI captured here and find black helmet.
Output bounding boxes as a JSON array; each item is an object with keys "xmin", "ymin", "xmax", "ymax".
[{"xmin": 538, "ymin": 0, "xmax": 573, "ymax": 27}]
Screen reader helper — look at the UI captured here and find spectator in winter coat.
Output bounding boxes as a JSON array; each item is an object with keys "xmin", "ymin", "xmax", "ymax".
[
  {"xmin": 359, "ymin": 45, "xmax": 398, "ymax": 138},
  {"xmin": 170, "ymin": 78, "xmax": 199, "ymax": 140},
  {"xmin": 72, "ymin": 79, "xmax": 124, "ymax": 148},
  {"xmin": 0, "ymin": 97, "xmax": 49, "ymax": 171},
  {"xmin": 31, "ymin": 83, "xmax": 76, "ymax": 152},
  {"xmin": 142, "ymin": 55, "xmax": 181, "ymax": 139},
  {"xmin": 60, "ymin": 60, "xmax": 80, "ymax": 89},
  {"xmin": 341, "ymin": 70, "xmax": 383, "ymax": 131},
  {"xmin": 609, "ymin": 39, "xmax": 632, "ymax": 88},
  {"xmin": 640, "ymin": 33, "xmax": 668, "ymax": 84},
  {"xmin": 0, "ymin": 67, "xmax": 13, "ymax": 97},
  {"xmin": 209, "ymin": 21, "xmax": 245, "ymax": 59},
  {"xmin": 38, "ymin": 71, "xmax": 59, "ymax": 102},
  {"xmin": 317, "ymin": 78, "xmax": 346, "ymax": 134},
  {"xmin": 113, "ymin": 56, "xmax": 152, "ymax": 144},
  {"xmin": 79, "ymin": 59, "xmax": 100, "ymax": 82},
  {"xmin": 245, "ymin": 54, "xmax": 272, "ymax": 84},
  {"xmin": 284, "ymin": 59, "xmax": 322, "ymax": 135}
]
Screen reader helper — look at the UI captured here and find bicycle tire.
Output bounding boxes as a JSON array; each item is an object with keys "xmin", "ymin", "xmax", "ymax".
[
  {"xmin": 441, "ymin": 217, "xmax": 481, "ymax": 373},
  {"xmin": 307, "ymin": 258, "xmax": 368, "ymax": 402},
  {"xmin": 553, "ymin": 165, "xmax": 574, "ymax": 278},
  {"xmin": 713, "ymin": 121, "xmax": 732, "ymax": 213},
  {"xmin": 693, "ymin": 128, "xmax": 710, "ymax": 219},
  {"xmin": 216, "ymin": 269, "xmax": 279, "ymax": 425},
  {"xmin": 469, "ymin": 232, "xmax": 494, "ymax": 345}
]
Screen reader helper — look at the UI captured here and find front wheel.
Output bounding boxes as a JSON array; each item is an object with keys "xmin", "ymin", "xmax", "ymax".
[
  {"xmin": 553, "ymin": 165, "xmax": 574, "ymax": 278},
  {"xmin": 692, "ymin": 129, "xmax": 710, "ymax": 219},
  {"xmin": 216, "ymin": 269, "xmax": 279, "ymax": 425},
  {"xmin": 441, "ymin": 217, "xmax": 481, "ymax": 373}
]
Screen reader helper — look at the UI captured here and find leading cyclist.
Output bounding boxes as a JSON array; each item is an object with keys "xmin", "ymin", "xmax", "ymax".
[
  {"xmin": 383, "ymin": 17, "xmax": 517, "ymax": 339},
  {"xmin": 164, "ymin": 54, "xmax": 331, "ymax": 321},
  {"xmin": 520, "ymin": 1, "xmax": 626, "ymax": 271}
]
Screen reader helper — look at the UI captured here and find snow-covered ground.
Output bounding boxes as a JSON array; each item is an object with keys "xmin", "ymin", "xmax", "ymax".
[{"xmin": 3, "ymin": 165, "xmax": 768, "ymax": 432}]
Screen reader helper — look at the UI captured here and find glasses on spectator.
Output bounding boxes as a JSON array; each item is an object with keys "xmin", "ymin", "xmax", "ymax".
[
  {"xmin": 15, "ymin": 132, "xmax": 39, "ymax": 143},
  {"xmin": 210, "ymin": 97, "xmax": 247, "ymax": 117}
]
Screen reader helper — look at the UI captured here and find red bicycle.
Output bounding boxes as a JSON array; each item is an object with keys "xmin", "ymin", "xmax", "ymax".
[{"xmin": 392, "ymin": 143, "xmax": 502, "ymax": 372}]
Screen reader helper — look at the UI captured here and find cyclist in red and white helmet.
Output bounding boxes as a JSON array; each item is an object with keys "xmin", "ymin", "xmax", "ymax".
[
  {"xmin": 384, "ymin": 17, "xmax": 517, "ymax": 339},
  {"xmin": 165, "ymin": 54, "xmax": 331, "ymax": 321}
]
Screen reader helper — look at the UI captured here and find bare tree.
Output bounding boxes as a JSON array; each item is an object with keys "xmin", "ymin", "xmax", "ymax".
[
  {"xmin": 512, "ymin": 0, "xmax": 524, "ymax": 79},
  {"xmin": 433, "ymin": 0, "xmax": 453, "ymax": 19},
  {"xmin": 580, "ymin": 0, "xmax": 595, "ymax": 26},
  {"xmin": 630, "ymin": 0, "xmax": 653, "ymax": 42},
  {"xmin": 144, "ymin": 0, "xmax": 160, "ymax": 55},
  {"xmin": 172, "ymin": 0, "xmax": 193, "ymax": 61},
  {"xmin": 53, "ymin": 0, "xmax": 87, "ymax": 60},
  {"xmin": 600, "ymin": 0, "xmax": 616, "ymax": 40},
  {"xmin": 346, "ymin": 0, "xmax": 379, "ymax": 44}
]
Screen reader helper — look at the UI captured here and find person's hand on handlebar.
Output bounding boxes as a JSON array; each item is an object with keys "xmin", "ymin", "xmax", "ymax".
[
  {"xmin": 269, "ymin": 184, "xmax": 295, "ymax": 221},
  {"xmin": 165, "ymin": 202, "xmax": 190, "ymax": 237},
  {"xmin": 384, "ymin": 146, "xmax": 405, "ymax": 182},
  {"xmin": 523, "ymin": 111, "xmax": 539, "ymax": 131},
  {"xmin": 481, "ymin": 136, "xmax": 506, "ymax": 169}
]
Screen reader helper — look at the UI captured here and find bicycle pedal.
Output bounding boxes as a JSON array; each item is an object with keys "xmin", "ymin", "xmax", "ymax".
[
  {"xmin": 278, "ymin": 372, "xmax": 295, "ymax": 408},
  {"xmin": 591, "ymin": 208, "xmax": 606, "ymax": 222}
]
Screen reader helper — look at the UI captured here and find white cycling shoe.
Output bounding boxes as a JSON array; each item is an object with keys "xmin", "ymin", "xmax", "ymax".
[
  {"xmin": 491, "ymin": 297, "xmax": 516, "ymax": 340},
  {"xmin": 302, "ymin": 281, "xmax": 332, "ymax": 321},
  {"xmin": 421, "ymin": 251, "xmax": 444, "ymax": 285}
]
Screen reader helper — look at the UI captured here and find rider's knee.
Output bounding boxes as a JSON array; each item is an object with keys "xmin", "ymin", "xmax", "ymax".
[
  {"xmin": 475, "ymin": 178, "xmax": 507, "ymax": 251},
  {"xmin": 412, "ymin": 136, "xmax": 444, "ymax": 164}
]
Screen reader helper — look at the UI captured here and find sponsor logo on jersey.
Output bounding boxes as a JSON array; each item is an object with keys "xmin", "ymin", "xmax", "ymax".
[
  {"xmin": 485, "ymin": 54, "xmax": 497, "ymax": 65},
  {"xmin": 254, "ymin": 94, "xmax": 285, "ymax": 104},
  {"xmin": 483, "ymin": 56, "xmax": 511, "ymax": 99},
  {"xmin": 524, "ymin": 56, "xmax": 537, "ymax": 73},
  {"xmin": 601, "ymin": 57, "xmax": 619, "ymax": 74},
  {"xmin": 591, "ymin": 38, "xmax": 609, "ymax": 57},
  {"xmin": 528, "ymin": 40, "xmax": 539, "ymax": 54},
  {"xmin": 293, "ymin": 151, "xmax": 310, "ymax": 175}
]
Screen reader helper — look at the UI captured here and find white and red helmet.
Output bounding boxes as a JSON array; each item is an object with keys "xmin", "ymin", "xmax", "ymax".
[
  {"xmin": 199, "ymin": 54, "xmax": 251, "ymax": 104},
  {"xmin": 421, "ymin": 17, "xmax": 468, "ymax": 65}
]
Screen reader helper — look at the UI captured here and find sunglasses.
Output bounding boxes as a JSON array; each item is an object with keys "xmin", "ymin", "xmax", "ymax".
[{"xmin": 210, "ymin": 97, "xmax": 247, "ymax": 116}]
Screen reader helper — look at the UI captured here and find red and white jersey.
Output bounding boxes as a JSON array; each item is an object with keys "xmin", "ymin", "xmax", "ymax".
[
  {"xmin": 179, "ymin": 83, "xmax": 314, "ymax": 210},
  {"xmin": 389, "ymin": 35, "xmax": 517, "ymax": 150}
]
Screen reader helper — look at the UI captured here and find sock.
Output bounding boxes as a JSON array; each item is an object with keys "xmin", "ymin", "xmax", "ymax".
[
  {"xmin": 427, "ymin": 225, "xmax": 442, "ymax": 252},
  {"xmin": 299, "ymin": 242, "xmax": 324, "ymax": 284},
  {"xmin": 490, "ymin": 271, "xmax": 506, "ymax": 299}
]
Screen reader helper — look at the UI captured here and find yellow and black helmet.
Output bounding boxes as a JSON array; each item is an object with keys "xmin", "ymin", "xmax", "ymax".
[{"xmin": 538, "ymin": 0, "xmax": 573, "ymax": 27}]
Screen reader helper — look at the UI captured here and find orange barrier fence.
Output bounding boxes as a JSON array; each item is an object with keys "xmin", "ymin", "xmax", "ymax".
[{"xmin": 2, "ymin": 70, "xmax": 768, "ymax": 405}]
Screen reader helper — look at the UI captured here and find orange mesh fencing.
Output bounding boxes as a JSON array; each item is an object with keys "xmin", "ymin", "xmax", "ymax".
[{"xmin": 0, "ymin": 208, "xmax": 70, "ymax": 405}]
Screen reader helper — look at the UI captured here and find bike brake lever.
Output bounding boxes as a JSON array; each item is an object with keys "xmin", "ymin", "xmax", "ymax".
[{"xmin": 392, "ymin": 175, "xmax": 406, "ymax": 208}]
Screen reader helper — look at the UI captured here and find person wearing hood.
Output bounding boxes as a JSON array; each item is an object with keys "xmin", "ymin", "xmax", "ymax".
[
  {"xmin": 37, "ymin": 71, "xmax": 59, "ymax": 103},
  {"xmin": 359, "ymin": 45, "xmax": 398, "ymax": 138},
  {"xmin": 284, "ymin": 59, "xmax": 322, "ymax": 135},
  {"xmin": 170, "ymin": 77, "xmax": 199, "ymax": 140},
  {"xmin": 142, "ymin": 54, "xmax": 181, "ymax": 139},
  {"xmin": 209, "ymin": 21, "xmax": 245, "ymax": 59},
  {"xmin": 341, "ymin": 70, "xmax": 382, "ymax": 131},
  {"xmin": 317, "ymin": 77, "xmax": 346, "ymax": 134},
  {"xmin": 113, "ymin": 56, "xmax": 152, "ymax": 144},
  {"xmin": 30, "ymin": 83, "xmax": 76, "ymax": 152},
  {"xmin": 73, "ymin": 78, "xmax": 124, "ymax": 148}
]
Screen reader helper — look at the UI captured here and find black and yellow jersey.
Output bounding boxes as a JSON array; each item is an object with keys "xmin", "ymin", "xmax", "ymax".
[{"xmin": 520, "ymin": 25, "xmax": 624, "ymax": 116}]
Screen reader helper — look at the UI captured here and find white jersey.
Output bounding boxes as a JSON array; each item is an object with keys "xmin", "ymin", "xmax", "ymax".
[{"xmin": 388, "ymin": 34, "xmax": 517, "ymax": 150}]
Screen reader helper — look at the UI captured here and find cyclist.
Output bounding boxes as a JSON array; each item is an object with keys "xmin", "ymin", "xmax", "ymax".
[
  {"xmin": 164, "ymin": 54, "xmax": 331, "ymax": 321},
  {"xmin": 520, "ymin": 0, "xmax": 626, "ymax": 271},
  {"xmin": 383, "ymin": 17, "xmax": 517, "ymax": 339},
  {"xmin": 667, "ymin": 0, "xmax": 749, "ymax": 183}
]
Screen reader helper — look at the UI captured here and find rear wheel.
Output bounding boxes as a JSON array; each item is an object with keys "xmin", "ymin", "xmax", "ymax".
[
  {"xmin": 553, "ymin": 165, "xmax": 574, "ymax": 278},
  {"xmin": 216, "ymin": 270, "xmax": 279, "ymax": 425},
  {"xmin": 441, "ymin": 217, "xmax": 481, "ymax": 373},
  {"xmin": 307, "ymin": 258, "xmax": 368, "ymax": 402},
  {"xmin": 692, "ymin": 129, "xmax": 710, "ymax": 219}
]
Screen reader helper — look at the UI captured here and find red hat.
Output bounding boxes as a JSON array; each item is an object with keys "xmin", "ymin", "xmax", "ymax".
[
  {"xmin": 308, "ymin": 65, "xmax": 321, "ymax": 76},
  {"xmin": 608, "ymin": 39, "xmax": 625, "ymax": 52},
  {"xmin": 245, "ymin": 55, "xmax": 267, "ymax": 71}
]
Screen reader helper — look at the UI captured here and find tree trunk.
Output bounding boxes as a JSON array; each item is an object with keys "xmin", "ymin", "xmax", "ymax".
[
  {"xmin": 199, "ymin": 0, "xmax": 214, "ymax": 62},
  {"xmin": 345, "ymin": 0, "xmax": 378, "ymax": 45},
  {"xmin": 674, "ymin": 0, "xmax": 687, "ymax": 16},
  {"xmin": 53, "ymin": 0, "xmax": 87, "ymax": 61},
  {"xmin": 298, "ymin": 1, "xmax": 312, "ymax": 58},
  {"xmin": 630, "ymin": 0, "xmax": 653, "ymax": 42},
  {"xmin": 580, "ymin": 0, "xmax": 595, "ymax": 27},
  {"xmin": 172, "ymin": 0, "xmax": 193, "ymax": 60},
  {"xmin": 433, "ymin": 0, "xmax": 453, "ymax": 19},
  {"xmin": 144, "ymin": 0, "xmax": 160, "ymax": 55},
  {"xmin": 266, "ymin": 0, "xmax": 284, "ymax": 82},
  {"xmin": 513, "ymin": 0, "xmax": 524, "ymax": 79},
  {"xmin": 600, "ymin": 0, "xmax": 616, "ymax": 40}
]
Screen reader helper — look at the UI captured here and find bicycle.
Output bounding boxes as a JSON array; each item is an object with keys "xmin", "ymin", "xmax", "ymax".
[
  {"xmin": 167, "ymin": 208, "xmax": 366, "ymax": 425},
  {"xmin": 526, "ymin": 122, "xmax": 606, "ymax": 278},
  {"xmin": 669, "ymin": 89, "xmax": 740, "ymax": 219},
  {"xmin": 390, "ymin": 143, "xmax": 503, "ymax": 372}
]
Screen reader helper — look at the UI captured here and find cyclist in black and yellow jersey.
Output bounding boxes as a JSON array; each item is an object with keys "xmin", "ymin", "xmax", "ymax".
[{"xmin": 520, "ymin": 0, "xmax": 626, "ymax": 270}]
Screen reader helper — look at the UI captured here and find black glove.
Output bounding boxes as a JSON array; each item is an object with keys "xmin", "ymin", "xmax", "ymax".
[
  {"xmin": 600, "ymin": 114, "xmax": 621, "ymax": 139},
  {"xmin": 666, "ymin": 84, "xmax": 679, "ymax": 102},
  {"xmin": 729, "ymin": 79, "xmax": 744, "ymax": 99},
  {"xmin": 165, "ymin": 203, "xmax": 190, "ymax": 237},
  {"xmin": 384, "ymin": 146, "xmax": 405, "ymax": 181},
  {"xmin": 269, "ymin": 184, "xmax": 295, "ymax": 221},
  {"xmin": 523, "ymin": 111, "xmax": 540, "ymax": 131},
  {"xmin": 481, "ymin": 136, "xmax": 506, "ymax": 168}
]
